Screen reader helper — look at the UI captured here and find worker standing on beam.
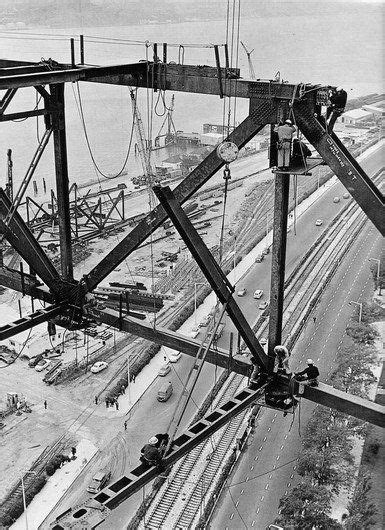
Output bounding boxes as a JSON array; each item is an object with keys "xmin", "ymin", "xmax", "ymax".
[
  {"xmin": 274, "ymin": 119, "xmax": 296, "ymax": 169},
  {"xmin": 326, "ymin": 87, "xmax": 347, "ymax": 132}
]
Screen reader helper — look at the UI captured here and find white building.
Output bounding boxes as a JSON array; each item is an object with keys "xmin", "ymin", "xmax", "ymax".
[{"xmin": 340, "ymin": 108, "xmax": 372, "ymax": 125}]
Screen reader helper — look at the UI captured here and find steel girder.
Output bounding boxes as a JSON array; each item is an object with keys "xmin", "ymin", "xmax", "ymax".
[
  {"xmin": 293, "ymin": 101, "xmax": 385, "ymax": 235},
  {"xmin": 0, "ymin": 303, "xmax": 65, "ymax": 342},
  {"xmin": 153, "ymin": 185, "xmax": 268, "ymax": 370},
  {"xmin": 84, "ymin": 100, "xmax": 274, "ymax": 291},
  {"xmin": 95, "ymin": 307, "xmax": 252, "ymax": 377},
  {"xmin": 0, "ymin": 266, "xmax": 53, "ymax": 303}
]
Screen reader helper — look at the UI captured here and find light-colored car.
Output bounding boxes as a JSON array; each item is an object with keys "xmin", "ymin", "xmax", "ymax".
[
  {"xmin": 35, "ymin": 359, "xmax": 51, "ymax": 372},
  {"xmin": 90, "ymin": 361, "xmax": 109, "ymax": 374},
  {"xmin": 333, "ymin": 196, "xmax": 340, "ymax": 203},
  {"xmin": 259, "ymin": 301, "xmax": 269, "ymax": 310},
  {"xmin": 237, "ymin": 288, "xmax": 247, "ymax": 297},
  {"xmin": 158, "ymin": 363, "xmax": 171, "ymax": 377},
  {"xmin": 315, "ymin": 219, "xmax": 323, "ymax": 226},
  {"xmin": 168, "ymin": 351, "xmax": 182, "ymax": 363},
  {"xmin": 253, "ymin": 289, "xmax": 264, "ymax": 299},
  {"xmin": 343, "ymin": 192, "xmax": 350, "ymax": 199}
]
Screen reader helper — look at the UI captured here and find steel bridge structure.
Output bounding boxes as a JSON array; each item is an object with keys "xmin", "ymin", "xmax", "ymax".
[{"xmin": 0, "ymin": 46, "xmax": 384, "ymax": 528}]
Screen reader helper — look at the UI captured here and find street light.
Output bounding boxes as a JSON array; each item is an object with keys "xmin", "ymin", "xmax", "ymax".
[
  {"xmin": 349, "ymin": 301, "xmax": 363, "ymax": 323},
  {"xmin": 368, "ymin": 258, "xmax": 381, "ymax": 295}
]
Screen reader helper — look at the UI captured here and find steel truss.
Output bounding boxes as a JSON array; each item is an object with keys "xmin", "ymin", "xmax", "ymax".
[{"xmin": 0, "ymin": 54, "xmax": 383, "ymax": 524}]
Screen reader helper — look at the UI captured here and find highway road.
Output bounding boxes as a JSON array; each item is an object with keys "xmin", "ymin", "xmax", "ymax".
[{"xmin": 95, "ymin": 144, "xmax": 384, "ymax": 529}]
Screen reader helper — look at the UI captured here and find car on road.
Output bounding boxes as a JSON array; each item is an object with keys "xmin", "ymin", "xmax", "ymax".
[
  {"xmin": 35, "ymin": 359, "xmax": 51, "ymax": 372},
  {"xmin": 255, "ymin": 254, "xmax": 264, "ymax": 263},
  {"xmin": 158, "ymin": 363, "xmax": 171, "ymax": 377},
  {"xmin": 237, "ymin": 287, "xmax": 247, "ymax": 296},
  {"xmin": 253, "ymin": 289, "xmax": 264, "ymax": 299},
  {"xmin": 258, "ymin": 301, "xmax": 269, "ymax": 310},
  {"xmin": 198, "ymin": 315, "xmax": 211, "ymax": 328},
  {"xmin": 333, "ymin": 196, "xmax": 340, "ymax": 203},
  {"xmin": 315, "ymin": 219, "xmax": 323, "ymax": 226},
  {"xmin": 343, "ymin": 192, "xmax": 350, "ymax": 199},
  {"xmin": 90, "ymin": 361, "xmax": 109, "ymax": 374},
  {"xmin": 87, "ymin": 471, "xmax": 111, "ymax": 494},
  {"xmin": 168, "ymin": 351, "xmax": 182, "ymax": 363},
  {"xmin": 29, "ymin": 353, "xmax": 45, "ymax": 368}
]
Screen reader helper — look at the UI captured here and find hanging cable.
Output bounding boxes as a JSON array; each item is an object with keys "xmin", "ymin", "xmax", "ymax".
[
  {"xmin": 72, "ymin": 83, "xmax": 134, "ymax": 180},
  {"xmin": 232, "ymin": 0, "xmax": 241, "ymax": 130}
]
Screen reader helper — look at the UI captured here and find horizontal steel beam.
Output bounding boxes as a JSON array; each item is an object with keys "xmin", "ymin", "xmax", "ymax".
[
  {"xmin": 95, "ymin": 307, "xmax": 251, "ymax": 376},
  {"xmin": 0, "ymin": 59, "xmax": 308, "ymax": 102},
  {"xmin": 299, "ymin": 381, "xmax": 385, "ymax": 428},
  {"xmin": 84, "ymin": 101, "xmax": 272, "ymax": 291},
  {"xmin": 0, "ymin": 108, "xmax": 48, "ymax": 122},
  {"xmin": 0, "ymin": 303, "xmax": 65, "ymax": 341},
  {"xmin": 0, "ymin": 266, "xmax": 54, "ymax": 303}
]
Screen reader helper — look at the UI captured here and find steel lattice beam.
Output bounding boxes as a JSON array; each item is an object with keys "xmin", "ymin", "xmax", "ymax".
[
  {"xmin": 0, "ymin": 303, "xmax": 65, "ymax": 341},
  {"xmin": 153, "ymin": 185, "xmax": 268, "ymax": 370},
  {"xmin": 0, "ymin": 266, "xmax": 53, "ymax": 304}
]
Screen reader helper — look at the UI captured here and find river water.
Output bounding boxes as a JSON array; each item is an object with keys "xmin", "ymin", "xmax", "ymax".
[{"xmin": 0, "ymin": 1, "xmax": 383, "ymax": 195}]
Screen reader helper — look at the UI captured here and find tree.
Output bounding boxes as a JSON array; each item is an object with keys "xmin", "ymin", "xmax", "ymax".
[
  {"xmin": 275, "ymin": 480, "xmax": 342, "ymax": 529},
  {"xmin": 297, "ymin": 447, "xmax": 351, "ymax": 494},
  {"xmin": 344, "ymin": 472, "xmax": 377, "ymax": 529},
  {"xmin": 346, "ymin": 322, "xmax": 378, "ymax": 344}
]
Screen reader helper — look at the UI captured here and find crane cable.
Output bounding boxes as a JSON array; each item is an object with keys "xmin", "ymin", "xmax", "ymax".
[{"xmin": 73, "ymin": 82, "xmax": 134, "ymax": 180}]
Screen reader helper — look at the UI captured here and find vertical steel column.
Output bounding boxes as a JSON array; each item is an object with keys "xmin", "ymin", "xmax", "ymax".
[
  {"xmin": 50, "ymin": 83, "xmax": 73, "ymax": 280},
  {"xmin": 267, "ymin": 172, "xmax": 290, "ymax": 372}
]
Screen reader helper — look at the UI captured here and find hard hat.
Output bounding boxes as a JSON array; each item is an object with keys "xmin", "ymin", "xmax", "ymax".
[
  {"xmin": 307, "ymin": 358, "xmax": 314, "ymax": 365},
  {"xmin": 285, "ymin": 119, "xmax": 292, "ymax": 125},
  {"xmin": 148, "ymin": 437, "xmax": 158, "ymax": 445},
  {"xmin": 336, "ymin": 86, "xmax": 343, "ymax": 92}
]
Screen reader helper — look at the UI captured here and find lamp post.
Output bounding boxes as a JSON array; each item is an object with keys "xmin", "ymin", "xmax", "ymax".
[
  {"xmin": 368, "ymin": 258, "xmax": 381, "ymax": 295},
  {"xmin": 349, "ymin": 301, "xmax": 363, "ymax": 323}
]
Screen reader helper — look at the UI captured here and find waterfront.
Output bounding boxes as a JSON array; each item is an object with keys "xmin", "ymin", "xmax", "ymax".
[{"xmin": 0, "ymin": 1, "xmax": 383, "ymax": 197}]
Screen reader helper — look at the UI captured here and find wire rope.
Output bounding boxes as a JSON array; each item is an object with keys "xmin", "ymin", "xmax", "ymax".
[{"xmin": 72, "ymin": 82, "xmax": 134, "ymax": 180}]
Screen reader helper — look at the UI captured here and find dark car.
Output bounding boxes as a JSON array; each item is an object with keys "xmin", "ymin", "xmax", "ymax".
[{"xmin": 28, "ymin": 353, "xmax": 44, "ymax": 368}]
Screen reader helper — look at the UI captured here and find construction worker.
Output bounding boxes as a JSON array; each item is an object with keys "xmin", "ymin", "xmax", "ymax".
[
  {"xmin": 274, "ymin": 345, "xmax": 291, "ymax": 375},
  {"xmin": 326, "ymin": 87, "xmax": 347, "ymax": 132},
  {"xmin": 295, "ymin": 359, "xmax": 320, "ymax": 386},
  {"xmin": 274, "ymin": 119, "xmax": 296, "ymax": 169},
  {"xmin": 140, "ymin": 437, "xmax": 164, "ymax": 469}
]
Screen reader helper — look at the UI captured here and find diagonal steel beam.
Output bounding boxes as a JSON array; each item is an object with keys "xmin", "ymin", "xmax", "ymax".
[
  {"xmin": 0, "ymin": 303, "xmax": 65, "ymax": 341},
  {"xmin": 0, "ymin": 189, "xmax": 62, "ymax": 294},
  {"xmin": 294, "ymin": 101, "xmax": 385, "ymax": 235},
  {"xmin": 95, "ymin": 307, "xmax": 251, "ymax": 376},
  {"xmin": 153, "ymin": 185, "xmax": 268, "ymax": 370},
  {"xmin": 84, "ymin": 100, "xmax": 274, "ymax": 292},
  {"xmin": 0, "ymin": 266, "xmax": 54, "ymax": 303}
]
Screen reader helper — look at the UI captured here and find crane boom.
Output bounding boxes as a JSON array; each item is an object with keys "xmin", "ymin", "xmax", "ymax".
[
  {"xmin": 240, "ymin": 40, "xmax": 256, "ymax": 80},
  {"xmin": 129, "ymin": 88, "xmax": 155, "ymax": 184}
]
